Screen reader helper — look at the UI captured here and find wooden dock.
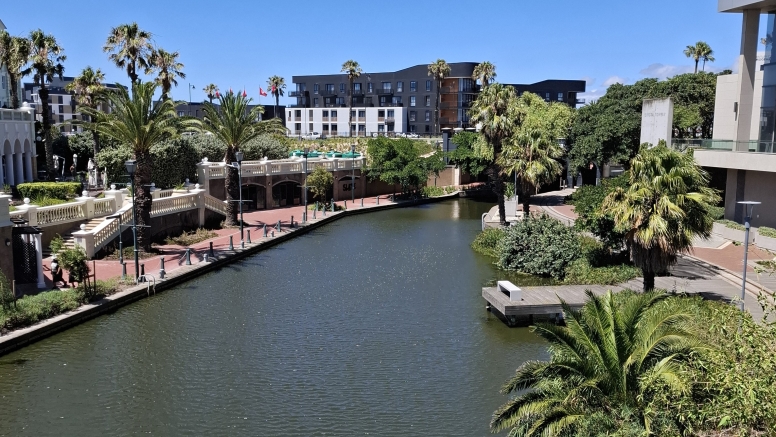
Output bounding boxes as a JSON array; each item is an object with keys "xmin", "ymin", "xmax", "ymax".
[{"xmin": 483, "ymin": 274, "xmax": 743, "ymax": 327}]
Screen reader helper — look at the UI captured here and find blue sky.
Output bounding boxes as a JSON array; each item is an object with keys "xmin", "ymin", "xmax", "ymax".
[{"xmin": 0, "ymin": 0, "xmax": 760, "ymax": 104}]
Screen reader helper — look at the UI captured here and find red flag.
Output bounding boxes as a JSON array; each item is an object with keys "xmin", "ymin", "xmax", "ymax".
[
  {"xmin": 229, "ymin": 87, "xmax": 233, "ymax": 94},
  {"xmin": 271, "ymin": 84, "xmax": 276, "ymax": 93},
  {"xmin": 242, "ymin": 89, "xmax": 247, "ymax": 98},
  {"xmin": 215, "ymin": 91, "xmax": 220, "ymax": 98},
  {"xmin": 259, "ymin": 87, "xmax": 267, "ymax": 97}
]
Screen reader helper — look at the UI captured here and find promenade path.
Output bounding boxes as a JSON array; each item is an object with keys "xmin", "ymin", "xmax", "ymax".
[{"xmin": 41, "ymin": 195, "xmax": 394, "ymax": 288}]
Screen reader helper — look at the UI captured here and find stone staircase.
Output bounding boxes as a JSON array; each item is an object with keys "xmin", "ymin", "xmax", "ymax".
[{"xmin": 43, "ymin": 216, "xmax": 107, "ymax": 258}]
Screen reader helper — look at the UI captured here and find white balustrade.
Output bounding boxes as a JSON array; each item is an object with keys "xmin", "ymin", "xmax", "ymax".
[
  {"xmin": 93, "ymin": 197, "xmax": 116, "ymax": 217},
  {"xmin": 204, "ymin": 194, "xmax": 228, "ymax": 215},
  {"xmin": 36, "ymin": 202, "xmax": 87, "ymax": 226},
  {"xmin": 151, "ymin": 188, "xmax": 174, "ymax": 199},
  {"xmin": 150, "ymin": 193, "xmax": 198, "ymax": 217}
]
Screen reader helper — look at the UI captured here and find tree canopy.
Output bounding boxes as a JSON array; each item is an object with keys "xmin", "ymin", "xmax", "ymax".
[{"xmin": 366, "ymin": 137, "xmax": 444, "ymax": 194}]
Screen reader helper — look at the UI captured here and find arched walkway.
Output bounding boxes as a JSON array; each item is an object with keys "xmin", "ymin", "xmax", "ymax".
[
  {"xmin": 241, "ymin": 183, "xmax": 267, "ymax": 210},
  {"xmin": 22, "ymin": 139, "xmax": 33, "ymax": 182},
  {"xmin": 271, "ymin": 181, "xmax": 301, "ymax": 208}
]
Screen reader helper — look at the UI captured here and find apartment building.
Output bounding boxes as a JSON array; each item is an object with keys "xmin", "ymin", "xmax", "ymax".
[
  {"xmin": 24, "ymin": 77, "xmax": 120, "ymax": 135},
  {"xmin": 174, "ymin": 102, "xmax": 287, "ymax": 127},
  {"xmin": 287, "ymin": 63, "xmax": 585, "ymax": 137},
  {"xmin": 0, "ymin": 19, "xmax": 20, "ymax": 109},
  {"xmin": 697, "ymin": 1, "xmax": 776, "ymax": 227}
]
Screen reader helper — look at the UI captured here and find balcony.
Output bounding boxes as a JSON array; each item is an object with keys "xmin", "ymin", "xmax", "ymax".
[
  {"xmin": 377, "ymin": 88, "xmax": 394, "ymax": 95},
  {"xmin": 321, "ymin": 89, "xmax": 337, "ymax": 96},
  {"xmin": 385, "ymin": 117, "xmax": 395, "ymax": 124},
  {"xmin": 357, "ymin": 117, "xmax": 365, "ymax": 122},
  {"xmin": 441, "ymin": 86, "xmax": 457, "ymax": 94},
  {"xmin": 289, "ymin": 90, "xmax": 305, "ymax": 97},
  {"xmin": 575, "ymin": 98, "xmax": 586, "ymax": 105},
  {"xmin": 350, "ymin": 90, "xmax": 364, "ymax": 96}
]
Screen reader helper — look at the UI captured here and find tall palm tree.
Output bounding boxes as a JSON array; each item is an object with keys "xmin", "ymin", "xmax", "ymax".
[
  {"xmin": 472, "ymin": 61, "xmax": 496, "ymax": 88},
  {"xmin": 341, "ymin": 60, "xmax": 362, "ymax": 137},
  {"xmin": 147, "ymin": 48, "xmax": 185, "ymax": 100},
  {"xmin": 684, "ymin": 41, "xmax": 715, "ymax": 73},
  {"xmin": 602, "ymin": 143, "xmax": 720, "ymax": 291},
  {"xmin": 29, "ymin": 29, "xmax": 66, "ymax": 180},
  {"xmin": 79, "ymin": 82, "xmax": 199, "ymax": 250},
  {"xmin": 202, "ymin": 93, "xmax": 285, "ymax": 226},
  {"xmin": 66, "ymin": 66, "xmax": 105, "ymax": 156},
  {"xmin": 498, "ymin": 130, "xmax": 563, "ymax": 213},
  {"xmin": 202, "ymin": 83, "xmax": 218, "ymax": 104},
  {"xmin": 428, "ymin": 59, "xmax": 450, "ymax": 133},
  {"xmin": 492, "ymin": 290, "xmax": 706, "ymax": 436},
  {"xmin": 0, "ymin": 31, "xmax": 31, "ymax": 109},
  {"xmin": 103, "ymin": 23, "xmax": 153, "ymax": 84},
  {"xmin": 267, "ymin": 75, "xmax": 285, "ymax": 119},
  {"xmin": 469, "ymin": 83, "xmax": 522, "ymax": 225}
]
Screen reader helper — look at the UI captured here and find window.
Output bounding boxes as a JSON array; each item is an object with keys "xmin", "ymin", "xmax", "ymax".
[
  {"xmin": 295, "ymin": 110, "xmax": 301, "ymax": 117},
  {"xmin": 331, "ymin": 110, "xmax": 337, "ymax": 118},
  {"xmin": 351, "ymin": 110, "xmax": 356, "ymax": 118},
  {"xmin": 358, "ymin": 125, "xmax": 365, "ymax": 132},
  {"xmin": 340, "ymin": 83, "xmax": 345, "ymax": 93},
  {"xmin": 288, "ymin": 112, "xmax": 291, "ymax": 121},
  {"xmin": 323, "ymin": 110, "xmax": 329, "ymax": 118},
  {"xmin": 313, "ymin": 97, "xmax": 319, "ymax": 107},
  {"xmin": 392, "ymin": 96, "xmax": 402, "ymax": 105},
  {"xmin": 381, "ymin": 81, "xmax": 391, "ymax": 91},
  {"xmin": 58, "ymin": 95, "xmax": 63, "ymax": 104},
  {"xmin": 378, "ymin": 110, "xmax": 385, "ymax": 118},
  {"xmin": 426, "ymin": 80, "xmax": 432, "ymax": 91},
  {"xmin": 409, "ymin": 125, "xmax": 417, "ymax": 133},
  {"xmin": 59, "ymin": 105, "xmax": 64, "ymax": 113},
  {"xmin": 425, "ymin": 110, "xmax": 431, "ymax": 122},
  {"xmin": 331, "ymin": 124, "xmax": 337, "ymax": 133},
  {"xmin": 295, "ymin": 122, "xmax": 301, "ymax": 132},
  {"xmin": 309, "ymin": 123, "xmax": 313, "ymax": 131},
  {"xmin": 397, "ymin": 81, "xmax": 403, "ymax": 92},
  {"xmin": 1, "ymin": 76, "xmax": 5, "ymax": 89},
  {"xmin": 378, "ymin": 125, "xmax": 385, "ymax": 132},
  {"xmin": 314, "ymin": 84, "xmax": 319, "ymax": 94},
  {"xmin": 358, "ymin": 110, "xmax": 365, "ymax": 118},
  {"xmin": 557, "ymin": 92, "xmax": 564, "ymax": 101},
  {"xmin": 379, "ymin": 97, "xmax": 388, "ymax": 106},
  {"xmin": 388, "ymin": 124, "xmax": 394, "ymax": 132},
  {"xmin": 353, "ymin": 83, "xmax": 362, "ymax": 92},
  {"xmin": 410, "ymin": 96, "xmax": 416, "ymax": 107},
  {"xmin": 336, "ymin": 97, "xmax": 345, "ymax": 105},
  {"xmin": 325, "ymin": 84, "xmax": 334, "ymax": 94},
  {"xmin": 424, "ymin": 96, "xmax": 431, "ymax": 107},
  {"xmin": 178, "ymin": 111, "xmax": 185, "ymax": 117},
  {"xmin": 309, "ymin": 109, "xmax": 313, "ymax": 118},
  {"xmin": 387, "ymin": 110, "xmax": 394, "ymax": 118},
  {"xmin": 367, "ymin": 82, "xmax": 373, "ymax": 93},
  {"xmin": 410, "ymin": 81, "xmax": 417, "ymax": 92},
  {"xmin": 545, "ymin": 93, "xmax": 550, "ymax": 101},
  {"xmin": 351, "ymin": 124, "xmax": 356, "ymax": 133},
  {"xmin": 409, "ymin": 111, "xmax": 416, "ymax": 122},
  {"xmin": 323, "ymin": 124, "xmax": 329, "ymax": 132},
  {"xmin": 425, "ymin": 125, "xmax": 430, "ymax": 133}
]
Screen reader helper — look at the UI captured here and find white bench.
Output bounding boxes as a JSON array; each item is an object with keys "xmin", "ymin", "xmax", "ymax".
[{"xmin": 497, "ymin": 280, "xmax": 522, "ymax": 302}]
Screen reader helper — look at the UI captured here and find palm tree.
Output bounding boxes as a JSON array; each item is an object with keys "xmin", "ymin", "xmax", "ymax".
[
  {"xmin": 147, "ymin": 48, "xmax": 185, "ymax": 100},
  {"xmin": 498, "ymin": 130, "xmax": 563, "ymax": 213},
  {"xmin": 492, "ymin": 290, "xmax": 706, "ymax": 436},
  {"xmin": 103, "ymin": 23, "xmax": 153, "ymax": 84},
  {"xmin": 428, "ymin": 59, "xmax": 450, "ymax": 134},
  {"xmin": 66, "ymin": 66, "xmax": 105, "ymax": 156},
  {"xmin": 79, "ymin": 82, "xmax": 199, "ymax": 250},
  {"xmin": 341, "ymin": 60, "xmax": 362, "ymax": 137},
  {"xmin": 602, "ymin": 143, "xmax": 720, "ymax": 291},
  {"xmin": 472, "ymin": 61, "xmax": 496, "ymax": 87},
  {"xmin": 201, "ymin": 92, "xmax": 285, "ymax": 226},
  {"xmin": 203, "ymin": 83, "xmax": 218, "ymax": 104},
  {"xmin": 469, "ymin": 83, "xmax": 522, "ymax": 225},
  {"xmin": 0, "ymin": 31, "xmax": 31, "ymax": 109},
  {"xmin": 29, "ymin": 29, "xmax": 66, "ymax": 180},
  {"xmin": 684, "ymin": 41, "xmax": 714, "ymax": 73},
  {"xmin": 267, "ymin": 75, "xmax": 286, "ymax": 119}
]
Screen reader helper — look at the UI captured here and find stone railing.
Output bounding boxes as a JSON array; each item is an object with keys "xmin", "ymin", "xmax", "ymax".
[
  {"xmin": 0, "ymin": 107, "xmax": 34, "ymax": 122},
  {"xmin": 10, "ymin": 189, "xmax": 124, "ymax": 228},
  {"xmin": 36, "ymin": 201, "xmax": 87, "ymax": 226},
  {"xmin": 151, "ymin": 188, "xmax": 175, "ymax": 199},
  {"xmin": 204, "ymin": 194, "xmax": 228, "ymax": 216},
  {"xmin": 150, "ymin": 192, "xmax": 198, "ymax": 217},
  {"xmin": 197, "ymin": 156, "xmax": 366, "ymax": 185},
  {"xmin": 94, "ymin": 197, "xmax": 116, "ymax": 218}
]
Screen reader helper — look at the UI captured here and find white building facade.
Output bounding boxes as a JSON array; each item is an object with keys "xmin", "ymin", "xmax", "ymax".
[{"xmin": 285, "ymin": 106, "xmax": 408, "ymax": 137}]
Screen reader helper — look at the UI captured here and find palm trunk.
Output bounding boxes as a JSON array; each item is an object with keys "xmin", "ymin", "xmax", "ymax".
[
  {"xmin": 642, "ymin": 268, "xmax": 655, "ymax": 291},
  {"xmin": 39, "ymin": 86, "xmax": 56, "ymax": 181},
  {"xmin": 521, "ymin": 192, "xmax": 531, "ymax": 214},
  {"xmin": 694, "ymin": 60, "xmax": 698, "ymax": 74},
  {"xmin": 275, "ymin": 94, "xmax": 279, "ymax": 119},
  {"xmin": 435, "ymin": 80, "xmax": 440, "ymax": 134},
  {"xmin": 224, "ymin": 146, "xmax": 238, "ymax": 226},
  {"xmin": 348, "ymin": 78, "xmax": 353, "ymax": 138},
  {"xmin": 9, "ymin": 75, "xmax": 20, "ymax": 109},
  {"xmin": 134, "ymin": 148, "xmax": 153, "ymax": 252}
]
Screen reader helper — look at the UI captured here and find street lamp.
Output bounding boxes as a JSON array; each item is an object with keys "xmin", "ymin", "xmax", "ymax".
[
  {"xmin": 350, "ymin": 144, "xmax": 356, "ymax": 203},
  {"xmin": 557, "ymin": 138, "xmax": 572, "ymax": 189},
  {"xmin": 225, "ymin": 151, "xmax": 245, "ymax": 247},
  {"xmin": 73, "ymin": 154, "xmax": 78, "ymax": 180},
  {"xmin": 125, "ymin": 159, "xmax": 140, "ymax": 282},
  {"xmin": 737, "ymin": 200, "xmax": 761, "ymax": 311},
  {"xmin": 302, "ymin": 147, "xmax": 309, "ymax": 223}
]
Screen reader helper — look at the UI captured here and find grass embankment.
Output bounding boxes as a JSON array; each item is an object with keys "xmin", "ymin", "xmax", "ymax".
[{"xmin": 1, "ymin": 279, "xmax": 121, "ymax": 334}]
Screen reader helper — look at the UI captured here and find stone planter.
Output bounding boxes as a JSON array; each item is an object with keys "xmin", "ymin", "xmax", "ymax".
[
  {"xmin": 755, "ymin": 231, "xmax": 776, "ymax": 251},
  {"xmin": 504, "ymin": 200, "xmax": 517, "ymax": 219},
  {"xmin": 712, "ymin": 222, "xmax": 754, "ymax": 243}
]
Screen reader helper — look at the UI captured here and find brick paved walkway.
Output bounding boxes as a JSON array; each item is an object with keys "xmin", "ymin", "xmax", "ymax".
[{"xmin": 42, "ymin": 195, "xmax": 394, "ymax": 288}]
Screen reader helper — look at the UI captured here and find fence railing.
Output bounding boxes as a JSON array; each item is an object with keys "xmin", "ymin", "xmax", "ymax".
[
  {"xmin": 152, "ymin": 189, "xmax": 175, "ymax": 199},
  {"xmin": 36, "ymin": 202, "xmax": 87, "ymax": 226},
  {"xmin": 204, "ymin": 194, "xmax": 228, "ymax": 215},
  {"xmin": 150, "ymin": 193, "xmax": 198, "ymax": 217},
  {"xmin": 670, "ymin": 139, "xmax": 776, "ymax": 153},
  {"xmin": 93, "ymin": 197, "xmax": 116, "ymax": 218}
]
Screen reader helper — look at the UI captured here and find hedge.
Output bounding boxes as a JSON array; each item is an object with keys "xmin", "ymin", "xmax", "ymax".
[
  {"xmin": 759, "ymin": 226, "xmax": 776, "ymax": 239},
  {"xmin": 17, "ymin": 182, "xmax": 82, "ymax": 200},
  {"xmin": 497, "ymin": 214, "xmax": 581, "ymax": 280},
  {"xmin": 716, "ymin": 219, "xmax": 745, "ymax": 231}
]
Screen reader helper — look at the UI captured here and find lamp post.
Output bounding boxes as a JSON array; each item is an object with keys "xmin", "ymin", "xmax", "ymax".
[
  {"xmin": 737, "ymin": 201, "xmax": 761, "ymax": 311},
  {"xmin": 350, "ymin": 144, "xmax": 356, "ymax": 203},
  {"xmin": 73, "ymin": 154, "xmax": 78, "ymax": 181},
  {"xmin": 236, "ymin": 151, "xmax": 244, "ymax": 247},
  {"xmin": 302, "ymin": 147, "xmax": 309, "ymax": 223},
  {"xmin": 125, "ymin": 159, "xmax": 140, "ymax": 282},
  {"xmin": 558, "ymin": 138, "xmax": 572, "ymax": 189}
]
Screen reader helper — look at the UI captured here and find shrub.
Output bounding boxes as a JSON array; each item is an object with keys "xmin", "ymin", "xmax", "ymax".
[
  {"xmin": 708, "ymin": 205, "xmax": 725, "ymax": 220},
  {"xmin": 17, "ymin": 182, "xmax": 81, "ymax": 200},
  {"xmin": 472, "ymin": 228, "xmax": 505, "ymax": 258},
  {"xmin": 30, "ymin": 196, "xmax": 70, "ymax": 207},
  {"xmin": 716, "ymin": 219, "xmax": 744, "ymax": 231},
  {"xmin": 192, "ymin": 133, "xmax": 287, "ymax": 163},
  {"xmin": 307, "ymin": 166, "xmax": 333, "ymax": 202},
  {"xmin": 95, "ymin": 145, "xmax": 133, "ymax": 185},
  {"xmin": 759, "ymin": 226, "xmax": 776, "ymax": 239},
  {"xmin": 422, "ymin": 186, "xmax": 445, "ymax": 197},
  {"xmin": 164, "ymin": 228, "xmax": 217, "ymax": 246},
  {"xmin": 57, "ymin": 246, "xmax": 94, "ymax": 298},
  {"xmin": 49, "ymin": 234, "xmax": 65, "ymax": 254},
  {"xmin": 564, "ymin": 258, "xmax": 640, "ymax": 285},
  {"xmin": 566, "ymin": 174, "xmax": 629, "ymax": 250},
  {"xmin": 0, "ymin": 288, "xmax": 83, "ymax": 332},
  {"xmin": 497, "ymin": 214, "xmax": 581, "ymax": 279},
  {"xmin": 150, "ymin": 138, "xmax": 200, "ymax": 188}
]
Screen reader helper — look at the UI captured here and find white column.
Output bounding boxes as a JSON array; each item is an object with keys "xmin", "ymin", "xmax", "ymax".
[
  {"xmin": 5, "ymin": 151, "xmax": 14, "ymax": 186},
  {"xmin": 0, "ymin": 156, "xmax": 5, "ymax": 187},
  {"xmin": 14, "ymin": 152, "xmax": 23, "ymax": 186},
  {"xmin": 735, "ymin": 9, "xmax": 760, "ymax": 149},
  {"xmin": 34, "ymin": 233, "xmax": 45, "ymax": 289},
  {"xmin": 24, "ymin": 152, "xmax": 33, "ymax": 182}
]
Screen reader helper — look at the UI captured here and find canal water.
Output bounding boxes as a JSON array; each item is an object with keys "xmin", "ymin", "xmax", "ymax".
[{"xmin": 0, "ymin": 199, "xmax": 548, "ymax": 436}]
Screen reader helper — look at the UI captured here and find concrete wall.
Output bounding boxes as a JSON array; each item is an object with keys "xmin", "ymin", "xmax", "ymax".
[
  {"xmin": 713, "ymin": 72, "xmax": 763, "ymax": 141},
  {"xmin": 0, "ymin": 225, "xmax": 14, "ymax": 283},
  {"xmin": 149, "ymin": 209, "xmax": 200, "ymax": 242},
  {"xmin": 723, "ymin": 168, "xmax": 776, "ymax": 227}
]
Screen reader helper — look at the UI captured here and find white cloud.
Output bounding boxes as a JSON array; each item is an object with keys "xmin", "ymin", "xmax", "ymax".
[
  {"xmin": 581, "ymin": 76, "xmax": 596, "ymax": 87},
  {"xmin": 639, "ymin": 63, "xmax": 694, "ymax": 79},
  {"xmin": 602, "ymin": 76, "xmax": 627, "ymax": 87}
]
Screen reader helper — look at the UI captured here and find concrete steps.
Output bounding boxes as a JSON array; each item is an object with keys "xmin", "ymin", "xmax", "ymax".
[{"xmin": 44, "ymin": 217, "xmax": 106, "ymax": 258}]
